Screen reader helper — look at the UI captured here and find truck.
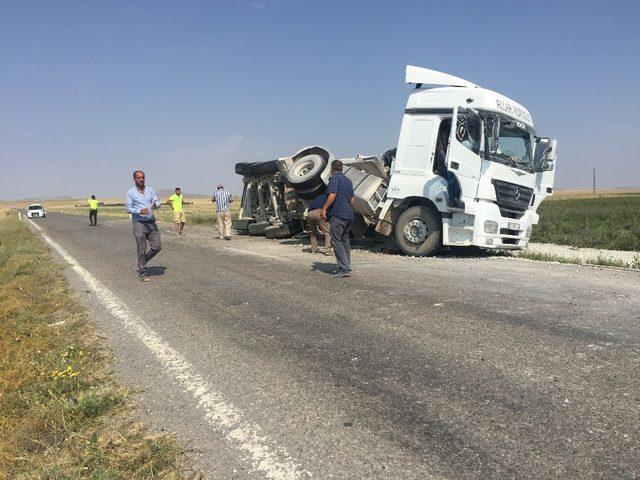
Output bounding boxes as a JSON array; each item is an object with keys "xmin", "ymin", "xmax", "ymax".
[{"xmin": 235, "ymin": 65, "xmax": 557, "ymax": 256}]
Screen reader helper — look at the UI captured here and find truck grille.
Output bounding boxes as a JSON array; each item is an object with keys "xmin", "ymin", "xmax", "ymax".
[{"xmin": 492, "ymin": 180, "xmax": 533, "ymax": 219}]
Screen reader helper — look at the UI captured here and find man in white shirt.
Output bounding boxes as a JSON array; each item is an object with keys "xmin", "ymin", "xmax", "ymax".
[
  {"xmin": 124, "ymin": 170, "xmax": 162, "ymax": 281},
  {"xmin": 212, "ymin": 184, "xmax": 233, "ymax": 240}
]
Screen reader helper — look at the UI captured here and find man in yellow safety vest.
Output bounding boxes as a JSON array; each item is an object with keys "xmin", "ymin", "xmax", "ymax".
[
  {"xmin": 87, "ymin": 195, "xmax": 99, "ymax": 226},
  {"xmin": 166, "ymin": 187, "xmax": 186, "ymax": 236}
]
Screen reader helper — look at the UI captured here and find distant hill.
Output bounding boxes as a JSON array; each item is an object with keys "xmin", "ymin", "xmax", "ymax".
[{"xmin": 1, "ymin": 194, "xmax": 74, "ymax": 203}]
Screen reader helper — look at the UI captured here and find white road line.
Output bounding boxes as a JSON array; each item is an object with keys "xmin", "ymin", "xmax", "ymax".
[
  {"xmin": 29, "ymin": 221, "xmax": 309, "ymax": 480},
  {"xmin": 224, "ymin": 246, "xmax": 290, "ymax": 262}
]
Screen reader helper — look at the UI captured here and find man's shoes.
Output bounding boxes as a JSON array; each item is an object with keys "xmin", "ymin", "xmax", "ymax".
[
  {"xmin": 224, "ymin": 237, "xmax": 231, "ymax": 241},
  {"xmin": 332, "ymin": 271, "xmax": 351, "ymax": 278}
]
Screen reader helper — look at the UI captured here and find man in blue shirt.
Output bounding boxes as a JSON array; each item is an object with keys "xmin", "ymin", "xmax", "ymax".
[
  {"xmin": 125, "ymin": 170, "xmax": 162, "ymax": 282},
  {"xmin": 321, "ymin": 160, "xmax": 355, "ymax": 278}
]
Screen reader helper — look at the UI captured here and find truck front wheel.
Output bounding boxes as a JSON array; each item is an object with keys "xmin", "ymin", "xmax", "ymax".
[{"xmin": 394, "ymin": 206, "xmax": 442, "ymax": 256}]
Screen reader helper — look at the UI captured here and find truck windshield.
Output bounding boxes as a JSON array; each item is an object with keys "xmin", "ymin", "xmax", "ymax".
[{"xmin": 483, "ymin": 114, "xmax": 534, "ymax": 172}]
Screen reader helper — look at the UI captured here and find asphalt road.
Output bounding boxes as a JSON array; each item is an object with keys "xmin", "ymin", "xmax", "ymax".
[{"xmin": 29, "ymin": 213, "xmax": 639, "ymax": 479}]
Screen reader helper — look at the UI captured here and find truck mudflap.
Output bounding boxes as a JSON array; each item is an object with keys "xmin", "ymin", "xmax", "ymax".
[{"xmin": 374, "ymin": 198, "xmax": 395, "ymax": 236}]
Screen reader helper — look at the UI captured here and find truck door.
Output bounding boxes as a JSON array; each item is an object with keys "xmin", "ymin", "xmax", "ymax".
[
  {"xmin": 533, "ymin": 138, "xmax": 557, "ymax": 198},
  {"xmin": 393, "ymin": 114, "xmax": 436, "ymax": 177},
  {"xmin": 446, "ymin": 107, "xmax": 482, "ymax": 205}
]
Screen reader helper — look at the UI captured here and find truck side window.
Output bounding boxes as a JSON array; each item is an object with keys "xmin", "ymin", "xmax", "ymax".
[
  {"xmin": 433, "ymin": 118, "xmax": 451, "ymax": 176},
  {"xmin": 455, "ymin": 108, "xmax": 481, "ymax": 154}
]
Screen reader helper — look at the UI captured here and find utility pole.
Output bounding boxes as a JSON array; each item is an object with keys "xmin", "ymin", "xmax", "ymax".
[{"xmin": 593, "ymin": 168, "xmax": 596, "ymax": 195}]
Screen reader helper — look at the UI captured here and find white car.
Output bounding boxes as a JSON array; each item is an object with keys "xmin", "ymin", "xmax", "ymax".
[{"xmin": 26, "ymin": 204, "xmax": 46, "ymax": 218}]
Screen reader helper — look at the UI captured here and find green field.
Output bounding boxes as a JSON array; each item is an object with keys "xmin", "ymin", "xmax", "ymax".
[{"xmin": 532, "ymin": 194, "xmax": 640, "ymax": 251}]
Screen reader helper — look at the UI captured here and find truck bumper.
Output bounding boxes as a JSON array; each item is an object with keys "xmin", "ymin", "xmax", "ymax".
[{"xmin": 443, "ymin": 201, "xmax": 536, "ymax": 250}]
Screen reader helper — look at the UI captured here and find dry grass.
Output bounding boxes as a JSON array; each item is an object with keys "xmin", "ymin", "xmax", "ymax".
[
  {"xmin": 551, "ymin": 188, "xmax": 640, "ymax": 200},
  {"xmin": 0, "ymin": 212, "xmax": 189, "ymax": 479}
]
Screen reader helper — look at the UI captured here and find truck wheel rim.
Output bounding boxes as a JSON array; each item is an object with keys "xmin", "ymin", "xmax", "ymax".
[
  {"xmin": 294, "ymin": 159, "xmax": 314, "ymax": 177},
  {"xmin": 404, "ymin": 218, "xmax": 428, "ymax": 244}
]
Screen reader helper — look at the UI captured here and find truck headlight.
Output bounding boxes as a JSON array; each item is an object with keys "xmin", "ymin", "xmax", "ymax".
[{"xmin": 484, "ymin": 220, "xmax": 498, "ymax": 234}]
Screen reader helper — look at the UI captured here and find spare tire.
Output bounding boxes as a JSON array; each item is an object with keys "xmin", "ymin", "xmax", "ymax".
[
  {"xmin": 248, "ymin": 221, "xmax": 270, "ymax": 236},
  {"xmin": 296, "ymin": 183, "xmax": 326, "ymax": 200},
  {"xmin": 250, "ymin": 160, "xmax": 279, "ymax": 176},
  {"xmin": 286, "ymin": 154, "xmax": 326, "ymax": 190},
  {"xmin": 235, "ymin": 162, "xmax": 254, "ymax": 176}
]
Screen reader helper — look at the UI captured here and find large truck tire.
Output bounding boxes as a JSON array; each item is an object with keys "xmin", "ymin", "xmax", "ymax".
[
  {"xmin": 235, "ymin": 217, "xmax": 256, "ymax": 232},
  {"xmin": 295, "ymin": 183, "xmax": 326, "ymax": 200},
  {"xmin": 248, "ymin": 221, "xmax": 270, "ymax": 236},
  {"xmin": 250, "ymin": 160, "xmax": 279, "ymax": 176},
  {"xmin": 286, "ymin": 154, "xmax": 326, "ymax": 190},
  {"xmin": 394, "ymin": 205, "xmax": 442, "ymax": 256},
  {"xmin": 235, "ymin": 162, "xmax": 254, "ymax": 175},
  {"xmin": 264, "ymin": 220, "xmax": 303, "ymax": 239}
]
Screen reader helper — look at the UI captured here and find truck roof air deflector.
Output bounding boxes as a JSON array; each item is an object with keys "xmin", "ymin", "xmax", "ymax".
[{"xmin": 405, "ymin": 65, "xmax": 479, "ymax": 89}]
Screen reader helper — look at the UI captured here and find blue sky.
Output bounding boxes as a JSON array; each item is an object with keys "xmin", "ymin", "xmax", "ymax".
[{"xmin": 1, "ymin": 0, "xmax": 639, "ymax": 198}]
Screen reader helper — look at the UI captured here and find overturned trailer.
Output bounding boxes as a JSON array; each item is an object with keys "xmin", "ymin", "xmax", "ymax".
[
  {"xmin": 235, "ymin": 146, "xmax": 388, "ymax": 240},
  {"xmin": 235, "ymin": 65, "xmax": 558, "ymax": 256}
]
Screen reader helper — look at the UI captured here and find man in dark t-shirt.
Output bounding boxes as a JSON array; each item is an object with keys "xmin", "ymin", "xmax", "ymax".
[{"xmin": 321, "ymin": 160, "xmax": 355, "ymax": 278}]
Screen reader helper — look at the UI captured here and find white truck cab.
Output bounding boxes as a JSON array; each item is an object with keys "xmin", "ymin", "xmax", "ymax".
[{"xmin": 380, "ymin": 66, "xmax": 557, "ymax": 255}]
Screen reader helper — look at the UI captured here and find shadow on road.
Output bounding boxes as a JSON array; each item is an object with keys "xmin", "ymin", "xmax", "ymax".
[
  {"xmin": 310, "ymin": 262, "xmax": 336, "ymax": 274},
  {"xmin": 146, "ymin": 266, "xmax": 166, "ymax": 277},
  {"xmin": 277, "ymin": 231, "xmax": 504, "ymax": 260}
]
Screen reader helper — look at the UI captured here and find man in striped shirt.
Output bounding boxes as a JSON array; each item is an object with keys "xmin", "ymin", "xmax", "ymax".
[{"xmin": 212, "ymin": 184, "xmax": 233, "ymax": 240}]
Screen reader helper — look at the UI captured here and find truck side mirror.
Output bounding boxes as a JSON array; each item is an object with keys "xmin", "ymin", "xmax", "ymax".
[
  {"xmin": 534, "ymin": 138, "xmax": 557, "ymax": 172},
  {"xmin": 544, "ymin": 139, "xmax": 558, "ymax": 162}
]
